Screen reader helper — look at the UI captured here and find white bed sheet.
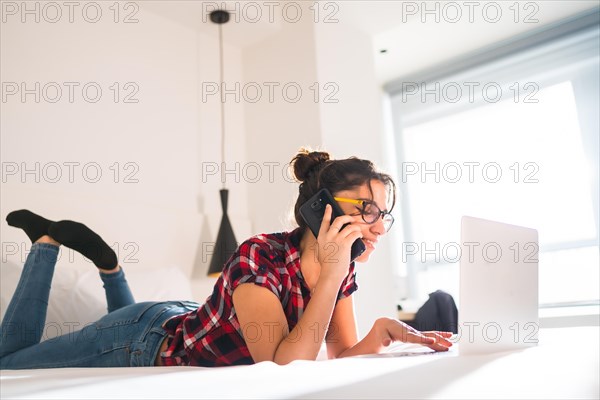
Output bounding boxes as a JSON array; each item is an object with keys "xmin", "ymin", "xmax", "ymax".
[{"xmin": 1, "ymin": 327, "xmax": 598, "ymax": 399}]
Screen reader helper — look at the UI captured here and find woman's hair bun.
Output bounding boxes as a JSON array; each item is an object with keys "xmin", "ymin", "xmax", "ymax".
[{"xmin": 290, "ymin": 147, "xmax": 331, "ymax": 182}]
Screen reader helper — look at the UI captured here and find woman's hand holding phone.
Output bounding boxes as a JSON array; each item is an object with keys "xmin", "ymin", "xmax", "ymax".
[{"xmin": 316, "ymin": 204, "xmax": 363, "ymax": 285}]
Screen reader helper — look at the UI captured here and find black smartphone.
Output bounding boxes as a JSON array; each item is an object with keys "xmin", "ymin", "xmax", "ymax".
[{"xmin": 299, "ymin": 188, "xmax": 366, "ymax": 262}]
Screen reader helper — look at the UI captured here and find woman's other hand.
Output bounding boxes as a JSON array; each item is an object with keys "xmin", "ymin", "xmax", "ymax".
[{"xmin": 374, "ymin": 317, "xmax": 454, "ymax": 352}]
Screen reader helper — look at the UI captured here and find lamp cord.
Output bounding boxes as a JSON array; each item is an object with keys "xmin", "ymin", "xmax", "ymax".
[{"xmin": 218, "ymin": 22, "xmax": 226, "ymax": 190}]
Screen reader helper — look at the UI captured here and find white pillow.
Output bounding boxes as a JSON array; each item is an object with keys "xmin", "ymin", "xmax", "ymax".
[{"xmin": 0, "ymin": 261, "xmax": 193, "ymax": 340}]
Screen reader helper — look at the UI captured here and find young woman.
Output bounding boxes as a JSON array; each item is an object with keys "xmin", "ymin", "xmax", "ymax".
[{"xmin": 0, "ymin": 149, "xmax": 452, "ymax": 369}]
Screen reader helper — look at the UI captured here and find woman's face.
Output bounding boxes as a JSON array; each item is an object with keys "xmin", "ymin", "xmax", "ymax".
[{"xmin": 333, "ymin": 179, "xmax": 391, "ymax": 263}]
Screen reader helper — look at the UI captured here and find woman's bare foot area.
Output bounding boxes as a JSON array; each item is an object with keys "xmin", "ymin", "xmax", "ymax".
[
  {"xmin": 34, "ymin": 235, "xmax": 61, "ymax": 247},
  {"xmin": 99, "ymin": 265, "xmax": 121, "ymax": 274}
]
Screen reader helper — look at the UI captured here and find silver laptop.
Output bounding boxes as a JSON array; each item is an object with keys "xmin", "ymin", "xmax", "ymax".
[{"xmin": 459, "ymin": 216, "xmax": 539, "ymax": 355}]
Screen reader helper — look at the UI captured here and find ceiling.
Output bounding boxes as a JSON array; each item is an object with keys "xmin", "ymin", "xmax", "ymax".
[
  {"xmin": 141, "ymin": 1, "xmax": 282, "ymax": 48},
  {"xmin": 366, "ymin": 1, "xmax": 599, "ymax": 84},
  {"xmin": 143, "ymin": 1, "xmax": 599, "ymax": 85}
]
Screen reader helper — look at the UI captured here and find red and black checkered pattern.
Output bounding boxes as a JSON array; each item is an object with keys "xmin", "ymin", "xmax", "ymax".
[{"xmin": 160, "ymin": 228, "xmax": 358, "ymax": 367}]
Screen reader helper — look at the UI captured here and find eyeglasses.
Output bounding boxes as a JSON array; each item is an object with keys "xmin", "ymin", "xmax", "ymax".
[{"xmin": 334, "ymin": 197, "xmax": 395, "ymax": 232}]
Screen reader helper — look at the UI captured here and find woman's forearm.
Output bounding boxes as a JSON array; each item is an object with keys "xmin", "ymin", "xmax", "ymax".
[{"xmin": 273, "ymin": 278, "xmax": 341, "ymax": 365}]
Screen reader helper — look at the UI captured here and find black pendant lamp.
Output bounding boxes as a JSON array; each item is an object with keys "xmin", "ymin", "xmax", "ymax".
[{"xmin": 207, "ymin": 9, "xmax": 238, "ymax": 277}]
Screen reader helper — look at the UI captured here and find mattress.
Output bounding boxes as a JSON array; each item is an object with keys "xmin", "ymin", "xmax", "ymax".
[{"xmin": 1, "ymin": 326, "xmax": 598, "ymax": 399}]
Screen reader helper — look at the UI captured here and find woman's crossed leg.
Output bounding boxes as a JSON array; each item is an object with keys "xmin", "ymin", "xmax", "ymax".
[{"xmin": 0, "ymin": 210, "xmax": 173, "ymax": 369}]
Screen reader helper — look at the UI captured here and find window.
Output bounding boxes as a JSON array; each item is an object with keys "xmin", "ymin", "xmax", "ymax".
[{"xmin": 388, "ymin": 12, "xmax": 599, "ymax": 307}]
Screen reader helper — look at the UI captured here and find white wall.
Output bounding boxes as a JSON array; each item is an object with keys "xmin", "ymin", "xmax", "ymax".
[
  {"xmin": 0, "ymin": 5, "xmax": 244, "ymax": 282},
  {"xmin": 243, "ymin": 2, "xmax": 323, "ymax": 234}
]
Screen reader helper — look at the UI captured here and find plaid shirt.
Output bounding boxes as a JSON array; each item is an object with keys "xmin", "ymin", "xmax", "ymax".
[{"xmin": 160, "ymin": 227, "xmax": 358, "ymax": 367}]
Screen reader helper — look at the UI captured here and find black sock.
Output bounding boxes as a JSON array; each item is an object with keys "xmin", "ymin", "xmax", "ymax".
[
  {"xmin": 6, "ymin": 210, "xmax": 54, "ymax": 243},
  {"xmin": 48, "ymin": 221, "xmax": 118, "ymax": 270}
]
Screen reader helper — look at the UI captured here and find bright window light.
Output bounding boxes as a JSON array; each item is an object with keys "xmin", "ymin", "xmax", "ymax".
[{"xmin": 401, "ymin": 81, "xmax": 599, "ymax": 304}]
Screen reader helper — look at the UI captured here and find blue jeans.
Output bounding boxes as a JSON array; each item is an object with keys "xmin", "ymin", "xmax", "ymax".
[{"xmin": 0, "ymin": 243, "xmax": 198, "ymax": 369}]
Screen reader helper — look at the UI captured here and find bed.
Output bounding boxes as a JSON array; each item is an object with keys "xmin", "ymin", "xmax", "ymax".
[
  {"xmin": 1, "ymin": 256, "xmax": 598, "ymax": 399},
  {"xmin": 1, "ymin": 326, "xmax": 598, "ymax": 399}
]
